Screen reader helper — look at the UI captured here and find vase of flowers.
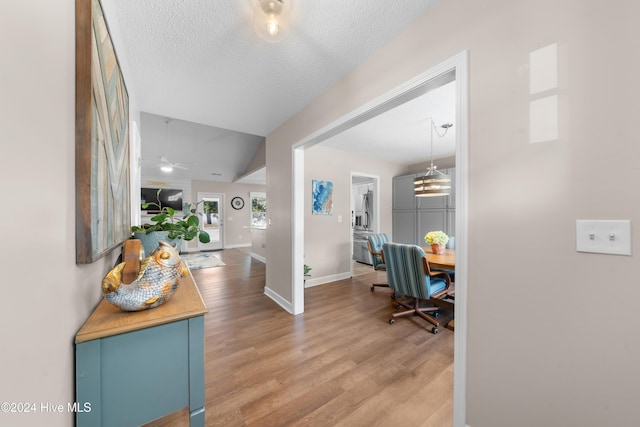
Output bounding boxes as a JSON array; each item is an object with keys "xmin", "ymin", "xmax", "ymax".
[{"xmin": 424, "ymin": 231, "xmax": 449, "ymax": 255}]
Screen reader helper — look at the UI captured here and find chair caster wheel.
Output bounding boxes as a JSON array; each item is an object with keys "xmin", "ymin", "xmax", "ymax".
[
  {"xmin": 433, "ymin": 312, "xmax": 439, "ymax": 318},
  {"xmin": 389, "ymin": 319, "xmax": 395, "ymax": 324},
  {"xmin": 432, "ymin": 327, "xmax": 439, "ymax": 334},
  {"xmin": 370, "ymin": 286, "xmax": 375, "ymax": 292}
]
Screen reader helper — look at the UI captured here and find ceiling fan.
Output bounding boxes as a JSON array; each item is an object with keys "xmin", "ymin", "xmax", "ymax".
[
  {"xmin": 158, "ymin": 156, "xmax": 189, "ymax": 172},
  {"xmin": 142, "ymin": 118, "xmax": 191, "ymax": 173},
  {"xmin": 142, "ymin": 156, "xmax": 189, "ymax": 173}
]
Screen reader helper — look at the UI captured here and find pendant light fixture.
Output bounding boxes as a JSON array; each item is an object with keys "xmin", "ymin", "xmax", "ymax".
[
  {"xmin": 253, "ymin": 0, "xmax": 291, "ymax": 43},
  {"xmin": 414, "ymin": 119, "xmax": 453, "ymax": 197}
]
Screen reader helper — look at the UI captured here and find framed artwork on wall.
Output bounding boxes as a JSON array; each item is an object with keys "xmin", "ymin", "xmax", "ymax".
[
  {"xmin": 75, "ymin": 0, "xmax": 131, "ymax": 263},
  {"xmin": 312, "ymin": 180, "xmax": 334, "ymax": 215}
]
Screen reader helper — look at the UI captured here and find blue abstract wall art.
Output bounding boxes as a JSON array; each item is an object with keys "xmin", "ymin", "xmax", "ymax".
[{"xmin": 312, "ymin": 179, "xmax": 334, "ymax": 215}]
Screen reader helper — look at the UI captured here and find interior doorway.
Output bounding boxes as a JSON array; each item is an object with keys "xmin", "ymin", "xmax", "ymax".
[
  {"xmin": 351, "ymin": 173, "xmax": 380, "ymax": 274},
  {"xmin": 197, "ymin": 192, "xmax": 224, "ymax": 251},
  {"xmin": 291, "ymin": 51, "xmax": 469, "ymax": 426}
]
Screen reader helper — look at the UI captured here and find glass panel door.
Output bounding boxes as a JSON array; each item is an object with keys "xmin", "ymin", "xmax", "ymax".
[{"xmin": 197, "ymin": 192, "xmax": 223, "ymax": 250}]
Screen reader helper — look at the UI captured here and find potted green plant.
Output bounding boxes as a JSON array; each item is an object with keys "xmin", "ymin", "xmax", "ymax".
[
  {"xmin": 424, "ymin": 230, "xmax": 449, "ymax": 255},
  {"xmin": 303, "ymin": 264, "xmax": 312, "ymax": 285},
  {"xmin": 131, "ymin": 189, "xmax": 211, "ymax": 256}
]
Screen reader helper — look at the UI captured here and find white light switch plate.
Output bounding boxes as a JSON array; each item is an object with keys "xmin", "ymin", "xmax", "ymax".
[{"xmin": 576, "ymin": 220, "xmax": 631, "ymax": 255}]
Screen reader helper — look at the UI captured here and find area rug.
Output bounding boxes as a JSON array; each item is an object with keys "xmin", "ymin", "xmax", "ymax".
[{"xmin": 180, "ymin": 252, "xmax": 226, "ymax": 270}]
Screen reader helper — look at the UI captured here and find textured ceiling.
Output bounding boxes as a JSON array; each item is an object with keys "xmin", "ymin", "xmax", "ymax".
[{"xmin": 108, "ymin": 0, "xmax": 449, "ymax": 182}]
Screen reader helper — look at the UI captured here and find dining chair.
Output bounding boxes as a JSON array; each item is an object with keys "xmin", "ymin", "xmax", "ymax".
[
  {"xmin": 366, "ymin": 233, "xmax": 391, "ymax": 292},
  {"xmin": 446, "ymin": 236, "xmax": 455, "ymax": 249},
  {"xmin": 382, "ymin": 242, "xmax": 454, "ymax": 334},
  {"xmin": 432, "ymin": 236, "xmax": 455, "ymax": 282}
]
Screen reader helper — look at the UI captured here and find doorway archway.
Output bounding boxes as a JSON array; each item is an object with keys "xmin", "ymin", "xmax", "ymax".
[{"xmin": 291, "ymin": 51, "xmax": 469, "ymax": 426}]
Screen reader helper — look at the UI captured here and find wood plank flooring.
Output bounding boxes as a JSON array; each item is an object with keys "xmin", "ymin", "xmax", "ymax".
[{"xmin": 145, "ymin": 249, "xmax": 453, "ymax": 427}]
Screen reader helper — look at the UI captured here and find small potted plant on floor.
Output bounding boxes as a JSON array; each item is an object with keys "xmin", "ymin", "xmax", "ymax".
[
  {"xmin": 424, "ymin": 230, "xmax": 449, "ymax": 255},
  {"xmin": 304, "ymin": 264, "xmax": 312, "ymax": 284},
  {"xmin": 132, "ymin": 189, "xmax": 211, "ymax": 256}
]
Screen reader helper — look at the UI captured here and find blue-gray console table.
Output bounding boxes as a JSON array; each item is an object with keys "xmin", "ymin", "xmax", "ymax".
[{"xmin": 75, "ymin": 270, "xmax": 208, "ymax": 426}]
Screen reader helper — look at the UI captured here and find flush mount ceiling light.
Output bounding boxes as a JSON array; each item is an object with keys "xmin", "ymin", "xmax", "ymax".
[
  {"xmin": 253, "ymin": 0, "xmax": 291, "ymax": 43},
  {"xmin": 414, "ymin": 119, "xmax": 453, "ymax": 197}
]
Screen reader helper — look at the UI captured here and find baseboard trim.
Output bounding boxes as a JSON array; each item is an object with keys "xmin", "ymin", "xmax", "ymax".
[
  {"xmin": 264, "ymin": 286, "xmax": 293, "ymax": 314},
  {"xmin": 224, "ymin": 243, "xmax": 251, "ymax": 249},
  {"xmin": 250, "ymin": 253, "xmax": 266, "ymax": 263},
  {"xmin": 304, "ymin": 271, "xmax": 352, "ymax": 288}
]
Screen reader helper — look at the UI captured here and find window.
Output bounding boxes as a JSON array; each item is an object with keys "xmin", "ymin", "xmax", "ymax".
[
  {"xmin": 251, "ymin": 192, "xmax": 266, "ymax": 229},
  {"xmin": 201, "ymin": 199, "xmax": 219, "ymax": 230}
]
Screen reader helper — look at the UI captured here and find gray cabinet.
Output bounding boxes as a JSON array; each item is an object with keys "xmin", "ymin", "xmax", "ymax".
[
  {"xmin": 417, "ymin": 210, "xmax": 448, "ymax": 241},
  {"xmin": 392, "ymin": 174, "xmax": 418, "ymax": 210},
  {"xmin": 447, "ymin": 209, "xmax": 456, "ymax": 237},
  {"xmin": 392, "ymin": 169, "xmax": 455, "ymax": 245},
  {"xmin": 392, "ymin": 210, "xmax": 417, "ymax": 244}
]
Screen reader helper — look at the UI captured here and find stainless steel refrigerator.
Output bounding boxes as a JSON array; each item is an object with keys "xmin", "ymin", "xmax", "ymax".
[{"xmin": 362, "ymin": 190, "xmax": 373, "ymax": 231}]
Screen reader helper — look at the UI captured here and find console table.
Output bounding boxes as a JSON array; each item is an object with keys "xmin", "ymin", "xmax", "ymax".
[{"xmin": 75, "ymin": 269, "xmax": 208, "ymax": 426}]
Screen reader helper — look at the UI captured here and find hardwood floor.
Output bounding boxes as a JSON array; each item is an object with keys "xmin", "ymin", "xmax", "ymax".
[
  {"xmin": 146, "ymin": 249, "xmax": 453, "ymax": 426},
  {"xmin": 351, "ymin": 260, "xmax": 374, "ymax": 277}
]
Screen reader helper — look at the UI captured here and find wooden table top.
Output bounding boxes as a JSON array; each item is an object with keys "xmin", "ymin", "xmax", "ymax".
[
  {"xmin": 422, "ymin": 246, "xmax": 456, "ymax": 271},
  {"xmin": 75, "ymin": 269, "xmax": 208, "ymax": 343}
]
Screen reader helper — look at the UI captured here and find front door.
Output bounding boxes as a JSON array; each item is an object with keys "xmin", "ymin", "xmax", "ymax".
[{"xmin": 197, "ymin": 192, "xmax": 224, "ymax": 250}]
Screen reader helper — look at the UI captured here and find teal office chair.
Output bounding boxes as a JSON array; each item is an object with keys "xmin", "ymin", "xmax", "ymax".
[
  {"xmin": 382, "ymin": 242, "xmax": 454, "ymax": 334},
  {"xmin": 367, "ymin": 233, "xmax": 391, "ymax": 292}
]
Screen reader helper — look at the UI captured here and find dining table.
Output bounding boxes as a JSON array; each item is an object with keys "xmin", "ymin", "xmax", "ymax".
[
  {"xmin": 422, "ymin": 246, "xmax": 455, "ymax": 271},
  {"xmin": 422, "ymin": 246, "xmax": 456, "ymax": 331}
]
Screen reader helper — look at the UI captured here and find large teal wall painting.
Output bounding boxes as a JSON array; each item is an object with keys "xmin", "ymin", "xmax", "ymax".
[{"xmin": 312, "ymin": 180, "xmax": 334, "ymax": 215}]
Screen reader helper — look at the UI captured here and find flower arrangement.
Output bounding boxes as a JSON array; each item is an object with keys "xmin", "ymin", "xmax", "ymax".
[{"xmin": 424, "ymin": 231, "xmax": 449, "ymax": 246}]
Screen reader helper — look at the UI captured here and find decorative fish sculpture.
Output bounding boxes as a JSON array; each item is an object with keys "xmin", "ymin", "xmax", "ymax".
[{"xmin": 102, "ymin": 241, "xmax": 189, "ymax": 311}]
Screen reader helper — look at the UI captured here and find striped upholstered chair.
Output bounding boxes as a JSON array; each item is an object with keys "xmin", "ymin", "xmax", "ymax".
[
  {"xmin": 366, "ymin": 233, "xmax": 391, "ymax": 292},
  {"xmin": 382, "ymin": 242, "xmax": 454, "ymax": 334}
]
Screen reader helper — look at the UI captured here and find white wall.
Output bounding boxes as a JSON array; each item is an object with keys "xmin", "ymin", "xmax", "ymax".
[
  {"xmin": 304, "ymin": 145, "xmax": 405, "ymax": 283},
  {"xmin": 250, "ymin": 228, "xmax": 267, "ymax": 261},
  {"xmin": 191, "ymin": 180, "xmax": 266, "ymax": 249},
  {"xmin": 1, "ymin": 1, "xmax": 133, "ymax": 426},
  {"xmin": 266, "ymin": 0, "xmax": 640, "ymax": 425},
  {"xmin": 5, "ymin": 1, "xmax": 639, "ymax": 425},
  {"xmin": 136, "ymin": 178, "xmax": 265, "ymax": 251}
]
